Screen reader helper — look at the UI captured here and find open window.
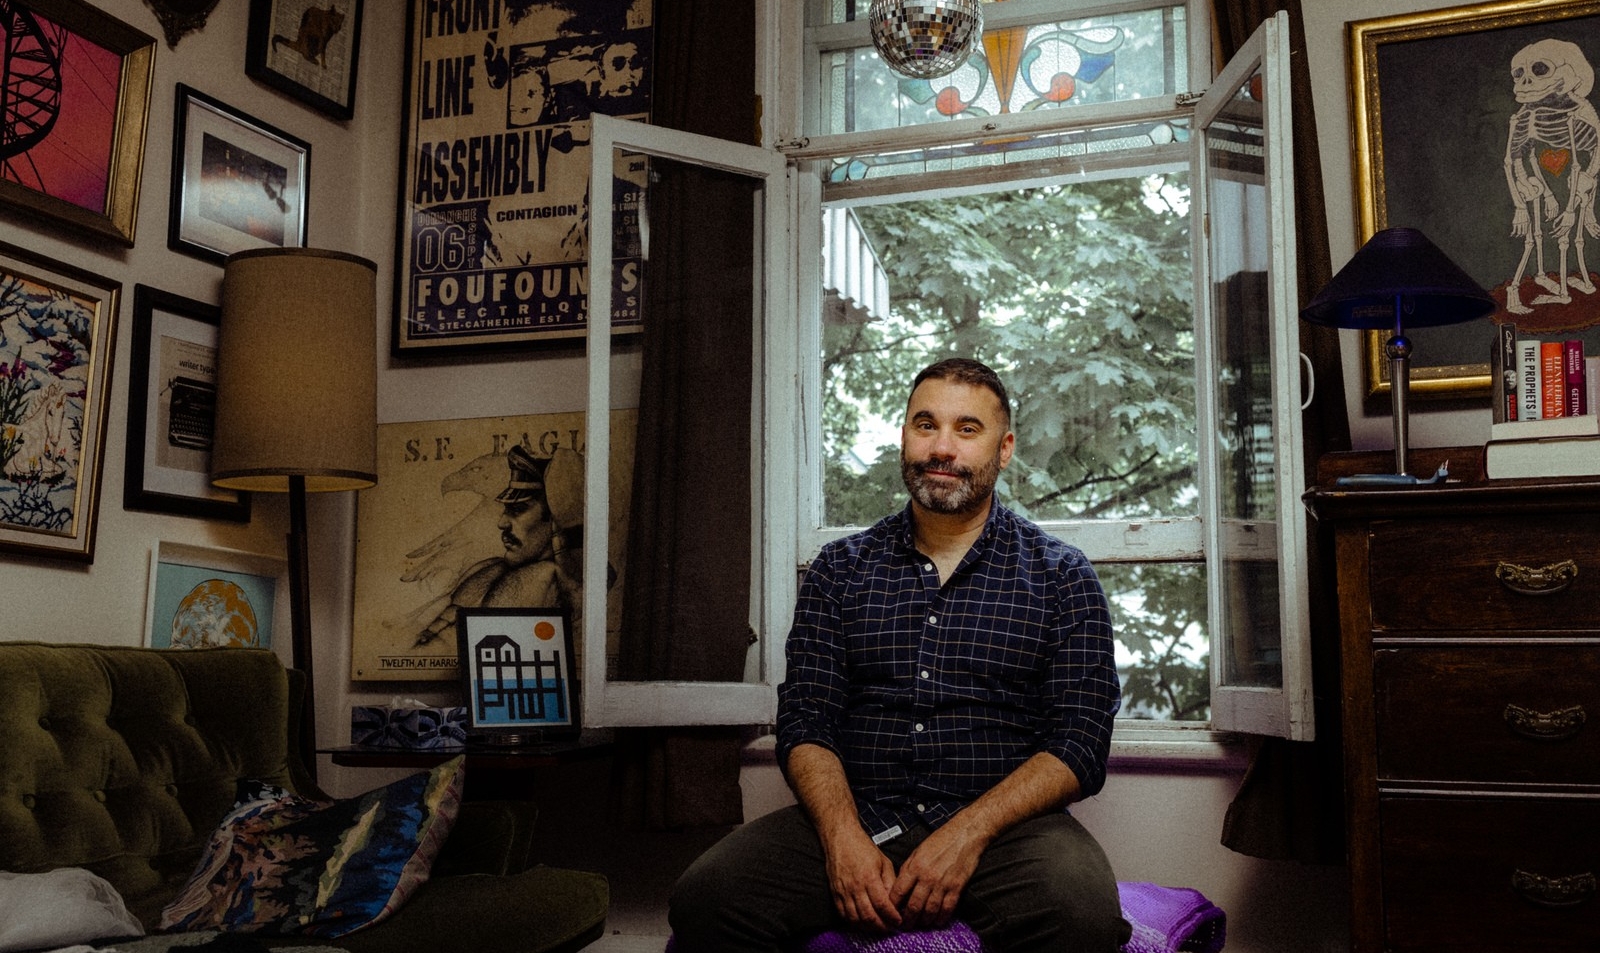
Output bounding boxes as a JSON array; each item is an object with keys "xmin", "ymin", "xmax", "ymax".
[
  {"xmin": 1192, "ymin": 13, "xmax": 1314, "ymax": 740},
  {"xmin": 583, "ymin": 114, "xmax": 792, "ymax": 727}
]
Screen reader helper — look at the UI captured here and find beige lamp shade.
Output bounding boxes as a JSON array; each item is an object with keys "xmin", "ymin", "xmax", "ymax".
[{"xmin": 212, "ymin": 248, "xmax": 378, "ymax": 493}]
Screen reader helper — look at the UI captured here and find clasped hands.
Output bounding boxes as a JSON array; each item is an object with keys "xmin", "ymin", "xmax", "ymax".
[{"xmin": 824, "ymin": 819, "xmax": 986, "ymax": 935}]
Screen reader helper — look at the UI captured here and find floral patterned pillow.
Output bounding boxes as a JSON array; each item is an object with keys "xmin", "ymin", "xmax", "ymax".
[{"xmin": 158, "ymin": 756, "xmax": 464, "ymax": 938}]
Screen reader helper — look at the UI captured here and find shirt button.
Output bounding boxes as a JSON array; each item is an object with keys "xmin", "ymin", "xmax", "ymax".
[
  {"xmin": 923, "ymin": 562, "xmax": 934, "ymax": 572},
  {"xmin": 919, "ymin": 670, "xmax": 929, "ymax": 679},
  {"xmin": 916, "ymin": 804, "xmax": 927, "ymax": 813},
  {"xmin": 914, "ymin": 723, "xmax": 925, "ymax": 732},
  {"xmin": 928, "ymin": 614, "xmax": 938, "ymax": 625}
]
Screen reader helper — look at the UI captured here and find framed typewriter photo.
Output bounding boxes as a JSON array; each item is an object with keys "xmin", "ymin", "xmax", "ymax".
[{"xmin": 124, "ymin": 285, "xmax": 250, "ymax": 522}]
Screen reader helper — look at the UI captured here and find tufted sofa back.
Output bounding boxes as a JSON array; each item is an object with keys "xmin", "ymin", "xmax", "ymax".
[{"xmin": 0, "ymin": 642, "xmax": 300, "ymax": 926}]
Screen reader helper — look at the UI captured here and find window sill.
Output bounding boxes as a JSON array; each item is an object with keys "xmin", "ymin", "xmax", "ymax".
[
  {"xmin": 1109, "ymin": 724, "xmax": 1252, "ymax": 770},
  {"xmin": 745, "ymin": 726, "xmax": 1254, "ymax": 772}
]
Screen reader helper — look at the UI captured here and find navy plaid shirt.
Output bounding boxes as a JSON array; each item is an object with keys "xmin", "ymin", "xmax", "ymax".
[{"xmin": 776, "ymin": 500, "xmax": 1120, "ymax": 841}]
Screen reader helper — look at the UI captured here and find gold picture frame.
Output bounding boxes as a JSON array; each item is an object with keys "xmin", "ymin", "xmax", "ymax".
[
  {"xmin": 1349, "ymin": 0, "xmax": 1600, "ymax": 401},
  {"xmin": 0, "ymin": 242, "xmax": 120, "ymax": 562},
  {"xmin": 0, "ymin": 0, "xmax": 156, "ymax": 245}
]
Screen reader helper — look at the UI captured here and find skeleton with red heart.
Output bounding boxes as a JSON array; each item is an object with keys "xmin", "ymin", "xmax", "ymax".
[{"xmin": 1503, "ymin": 37, "xmax": 1600, "ymax": 315}]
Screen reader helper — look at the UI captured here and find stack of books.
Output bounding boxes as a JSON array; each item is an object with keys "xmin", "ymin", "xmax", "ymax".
[{"xmin": 1487, "ymin": 325, "xmax": 1600, "ymax": 478}]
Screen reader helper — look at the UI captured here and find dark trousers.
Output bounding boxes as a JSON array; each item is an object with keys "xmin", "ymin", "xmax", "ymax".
[{"xmin": 669, "ymin": 804, "xmax": 1130, "ymax": 952}]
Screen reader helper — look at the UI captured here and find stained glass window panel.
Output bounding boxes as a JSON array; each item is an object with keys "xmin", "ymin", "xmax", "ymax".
[{"xmin": 811, "ymin": 3, "xmax": 1188, "ymax": 137}]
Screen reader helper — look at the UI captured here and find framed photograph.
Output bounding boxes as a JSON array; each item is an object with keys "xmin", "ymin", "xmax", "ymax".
[
  {"xmin": 246, "ymin": 0, "xmax": 364, "ymax": 121},
  {"xmin": 457, "ymin": 607, "xmax": 579, "ymax": 738},
  {"xmin": 0, "ymin": 242, "xmax": 119, "ymax": 562},
  {"xmin": 144, "ymin": 541, "xmax": 287, "ymax": 650},
  {"xmin": 168, "ymin": 83, "xmax": 310, "ymax": 264},
  {"xmin": 392, "ymin": 0, "xmax": 653, "ymax": 354},
  {"xmin": 1350, "ymin": 0, "xmax": 1600, "ymax": 401},
  {"xmin": 124, "ymin": 285, "xmax": 250, "ymax": 522},
  {"xmin": 0, "ymin": 0, "xmax": 155, "ymax": 245}
]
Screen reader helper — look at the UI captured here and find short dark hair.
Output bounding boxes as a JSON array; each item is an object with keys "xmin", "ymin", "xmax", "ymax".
[{"xmin": 910, "ymin": 358, "xmax": 1012, "ymax": 429}]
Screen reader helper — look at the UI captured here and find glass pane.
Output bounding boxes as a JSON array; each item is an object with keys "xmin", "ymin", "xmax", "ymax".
[
  {"xmin": 610, "ymin": 149, "xmax": 763, "ymax": 685},
  {"xmin": 1219, "ymin": 546, "xmax": 1280, "ymax": 688},
  {"xmin": 825, "ymin": 119, "xmax": 1189, "ymax": 184},
  {"xmin": 1097, "ymin": 561, "xmax": 1208, "ymax": 722},
  {"xmin": 1204, "ymin": 67, "xmax": 1281, "ymax": 688},
  {"xmin": 811, "ymin": 3, "xmax": 1187, "ymax": 137},
  {"xmin": 819, "ymin": 172, "xmax": 1196, "ymax": 526}
]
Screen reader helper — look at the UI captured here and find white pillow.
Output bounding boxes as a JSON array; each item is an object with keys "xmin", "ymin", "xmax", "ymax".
[{"xmin": 0, "ymin": 868, "xmax": 144, "ymax": 953}]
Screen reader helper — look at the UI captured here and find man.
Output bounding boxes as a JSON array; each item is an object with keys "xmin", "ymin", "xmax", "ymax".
[{"xmin": 670, "ymin": 358, "xmax": 1128, "ymax": 952}]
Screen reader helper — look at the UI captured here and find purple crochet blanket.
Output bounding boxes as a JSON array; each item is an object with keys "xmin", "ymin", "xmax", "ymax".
[
  {"xmin": 667, "ymin": 880, "xmax": 1226, "ymax": 953},
  {"xmin": 1117, "ymin": 880, "xmax": 1226, "ymax": 953}
]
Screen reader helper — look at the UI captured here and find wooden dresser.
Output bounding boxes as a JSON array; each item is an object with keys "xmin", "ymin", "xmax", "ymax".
[{"xmin": 1307, "ymin": 468, "xmax": 1600, "ymax": 952}]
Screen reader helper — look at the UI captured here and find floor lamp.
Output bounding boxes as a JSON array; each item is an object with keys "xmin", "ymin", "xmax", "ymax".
[
  {"xmin": 212, "ymin": 248, "xmax": 378, "ymax": 779},
  {"xmin": 1301, "ymin": 227, "xmax": 1495, "ymax": 477}
]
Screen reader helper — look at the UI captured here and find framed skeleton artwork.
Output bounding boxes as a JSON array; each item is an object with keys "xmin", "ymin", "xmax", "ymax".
[{"xmin": 1350, "ymin": 0, "xmax": 1600, "ymax": 402}]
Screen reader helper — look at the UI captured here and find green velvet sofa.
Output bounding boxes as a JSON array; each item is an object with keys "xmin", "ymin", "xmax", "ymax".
[{"xmin": 0, "ymin": 642, "xmax": 608, "ymax": 953}]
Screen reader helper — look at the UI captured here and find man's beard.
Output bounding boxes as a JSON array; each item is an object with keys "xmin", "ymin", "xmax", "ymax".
[{"xmin": 901, "ymin": 449, "xmax": 1002, "ymax": 516}]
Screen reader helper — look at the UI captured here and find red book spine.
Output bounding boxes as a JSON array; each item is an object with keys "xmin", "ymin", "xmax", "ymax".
[
  {"xmin": 1566, "ymin": 340, "xmax": 1586, "ymax": 416},
  {"xmin": 1542, "ymin": 341, "xmax": 1567, "ymax": 418}
]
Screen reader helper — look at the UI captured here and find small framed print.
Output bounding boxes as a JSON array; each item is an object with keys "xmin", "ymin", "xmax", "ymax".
[
  {"xmin": 144, "ymin": 541, "xmax": 287, "ymax": 651},
  {"xmin": 168, "ymin": 83, "xmax": 309, "ymax": 264},
  {"xmin": 124, "ymin": 285, "xmax": 250, "ymax": 522},
  {"xmin": 246, "ymin": 0, "xmax": 364, "ymax": 121},
  {"xmin": 457, "ymin": 608, "xmax": 579, "ymax": 740}
]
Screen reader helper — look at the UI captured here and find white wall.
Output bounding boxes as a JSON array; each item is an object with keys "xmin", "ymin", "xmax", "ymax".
[{"xmin": 1303, "ymin": 0, "xmax": 1496, "ymax": 453}]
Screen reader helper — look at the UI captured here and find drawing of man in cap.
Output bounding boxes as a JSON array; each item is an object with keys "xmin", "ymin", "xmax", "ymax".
[{"xmin": 415, "ymin": 444, "xmax": 582, "ymax": 646}]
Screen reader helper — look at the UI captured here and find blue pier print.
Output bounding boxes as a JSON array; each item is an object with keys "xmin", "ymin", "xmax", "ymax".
[{"xmin": 470, "ymin": 625, "xmax": 571, "ymax": 727}]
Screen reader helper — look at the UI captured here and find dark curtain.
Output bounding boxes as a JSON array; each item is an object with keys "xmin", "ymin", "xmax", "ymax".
[
  {"xmin": 1211, "ymin": 0, "xmax": 1350, "ymax": 865},
  {"xmin": 610, "ymin": 0, "xmax": 759, "ymax": 831}
]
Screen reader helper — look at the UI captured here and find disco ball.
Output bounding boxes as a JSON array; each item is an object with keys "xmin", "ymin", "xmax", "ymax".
[{"xmin": 868, "ymin": 0, "xmax": 984, "ymax": 81}]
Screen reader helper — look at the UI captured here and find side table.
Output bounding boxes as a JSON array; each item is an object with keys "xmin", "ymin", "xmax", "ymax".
[{"xmin": 320, "ymin": 728, "xmax": 615, "ymax": 801}]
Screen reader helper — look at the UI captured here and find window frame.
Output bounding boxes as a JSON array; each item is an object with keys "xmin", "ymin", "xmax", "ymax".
[
  {"xmin": 1190, "ymin": 12, "xmax": 1314, "ymax": 740},
  {"xmin": 583, "ymin": 115, "xmax": 793, "ymax": 728},
  {"xmin": 578, "ymin": 3, "xmax": 1311, "ymax": 746}
]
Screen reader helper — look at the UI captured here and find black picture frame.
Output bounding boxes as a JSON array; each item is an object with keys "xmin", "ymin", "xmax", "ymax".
[
  {"xmin": 124, "ymin": 285, "xmax": 250, "ymax": 522},
  {"xmin": 168, "ymin": 84, "xmax": 310, "ymax": 265},
  {"xmin": 456, "ymin": 607, "xmax": 580, "ymax": 741},
  {"xmin": 246, "ymin": 0, "xmax": 363, "ymax": 121}
]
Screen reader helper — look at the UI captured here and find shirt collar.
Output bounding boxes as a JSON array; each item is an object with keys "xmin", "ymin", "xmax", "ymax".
[{"xmin": 891, "ymin": 496, "xmax": 1007, "ymax": 557}]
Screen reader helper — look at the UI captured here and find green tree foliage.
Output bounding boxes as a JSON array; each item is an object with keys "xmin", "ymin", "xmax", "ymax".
[{"xmin": 821, "ymin": 172, "xmax": 1210, "ymax": 720}]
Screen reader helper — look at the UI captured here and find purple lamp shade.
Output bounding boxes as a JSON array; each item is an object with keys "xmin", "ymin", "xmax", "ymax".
[{"xmin": 1300, "ymin": 226, "xmax": 1495, "ymax": 330}]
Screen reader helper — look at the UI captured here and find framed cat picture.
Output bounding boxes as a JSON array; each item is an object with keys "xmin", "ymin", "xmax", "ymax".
[{"xmin": 246, "ymin": 0, "xmax": 363, "ymax": 121}]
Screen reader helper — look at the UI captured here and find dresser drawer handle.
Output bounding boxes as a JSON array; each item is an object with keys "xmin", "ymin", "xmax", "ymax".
[
  {"xmin": 1495, "ymin": 559, "xmax": 1578, "ymax": 596},
  {"xmin": 1511, "ymin": 869, "xmax": 1597, "ymax": 908},
  {"xmin": 1503, "ymin": 703, "xmax": 1587, "ymax": 741}
]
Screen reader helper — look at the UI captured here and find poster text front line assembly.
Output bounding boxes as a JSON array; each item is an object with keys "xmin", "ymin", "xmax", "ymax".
[{"xmin": 412, "ymin": 130, "xmax": 573, "ymax": 204}]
